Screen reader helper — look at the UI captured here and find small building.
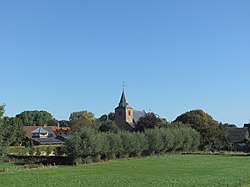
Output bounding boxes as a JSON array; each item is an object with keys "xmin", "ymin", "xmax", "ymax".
[
  {"xmin": 228, "ymin": 127, "xmax": 250, "ymax": 150},
  {"xmin": 115, "ymin": 90, "xmax": 145, "ymax": 131},
  {"xmin": 24, "ymin": 126, "xmax": 70, "ymax": 145}
]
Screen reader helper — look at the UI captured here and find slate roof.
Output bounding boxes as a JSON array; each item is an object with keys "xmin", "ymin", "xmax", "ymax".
[
  {"xmin": 31, "ymin": 138, "xmax": 64, "ymax": 145},
  {"xmin": 133, "ymin": 110, "xmax": 146, "ymax": 123},
  {"xmin": 228, "ymin": 127, "xmax": 250, "ymax": 143},
  {"xmin": 116, "ymin": 91, "xmax": 133, "ymax": 109}
]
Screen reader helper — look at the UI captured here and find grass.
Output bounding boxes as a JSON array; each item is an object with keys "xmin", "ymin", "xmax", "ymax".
[{"xmin": 0, "ymin": 154, "xmax": 250, "ymax": 187}]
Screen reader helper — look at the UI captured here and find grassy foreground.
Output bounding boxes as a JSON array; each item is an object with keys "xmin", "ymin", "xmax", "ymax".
[{"xmin": 1, "ymin": 154, "xmax": 250, "ymax": 187}]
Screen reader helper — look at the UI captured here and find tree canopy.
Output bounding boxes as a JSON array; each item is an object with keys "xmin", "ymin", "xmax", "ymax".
[
  {"xmin": 174, "ymin": 109, "xmax": 232, "ymax": 150},
  {"xmin": 69, "ymin": 111, "xmax": 97, "ymax": 130},
  {"xmin": 135, "ymin": 112, "xmax": 169, "ymax": 131},
  {"xmin": 16, "ymin": 110, "xmax": 53, "ymax": 126}
]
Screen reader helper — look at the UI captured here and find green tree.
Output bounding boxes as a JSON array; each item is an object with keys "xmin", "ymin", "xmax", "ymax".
[
  {"xmin": 3, "ymin": 117, "xmax": 25, "ymax": 146},
  {"xmin": 69, "ymin": 111, "xmax": 97, "ymax": 130},
  {"xmin": 63, "ymin": 126, "xmax": 98, "ymax": 159},
  {"xmin": 0, "ymin": 105, "xmax": 5, "ymax": 155},
  {"xmin": 59, "ymin": 120, "xmax": 71, "ymax": 127},
  {"xmin": 174, "ymin": 109, "xmax": 230, "ymax": 151},
  {"xmin": 144, "ymin": 128, "xmax": 164, "ymax": 155},
  {"xmin": 99, "ymin": 121, "xmax": 119, "ymax": 133},
  {"xmin": 108, "ymin": 112, "xmax": 115, "ymax": 121},
  {"xmin": 16, "ymin": 110, "xmax": 53, "ymax": 126},
  {"xmin": 107, "ymin": 132, "xmax": 123, "ymax": 159},
  {"xmin": 0, "ymin": 105, "xmax": 25, "ymax": 155},
  {"xmin": 99, "ymin": 114, "xmax": 108, "ymax": 122},
  {"xmin": 47, "ymin": 118, "xmax": 59, "ymax": 126},
  {"xmin": 135, "ymin": 112, "xmax": 162, "ymax": 132}
]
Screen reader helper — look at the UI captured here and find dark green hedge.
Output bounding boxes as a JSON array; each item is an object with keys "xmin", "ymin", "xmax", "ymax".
[{"xmin": 63, "ymin": 127, "xmax": 200, "ymax": 164}]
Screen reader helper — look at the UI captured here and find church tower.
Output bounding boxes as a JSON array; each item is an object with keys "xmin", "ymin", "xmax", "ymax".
[{"xmin": 115, "ymin": 90, "xmax": 134, "ymax": 131}]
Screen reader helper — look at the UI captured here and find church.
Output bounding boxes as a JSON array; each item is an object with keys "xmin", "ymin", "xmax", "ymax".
[{"xmin": 115, "ymin": 90, "xmax": 145, "ymax": 131}]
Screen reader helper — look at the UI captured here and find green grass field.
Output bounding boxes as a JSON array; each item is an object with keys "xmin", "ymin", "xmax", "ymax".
[{"xmin": 0, "ymin": 155, "xmax": 250, "ymax": 187}]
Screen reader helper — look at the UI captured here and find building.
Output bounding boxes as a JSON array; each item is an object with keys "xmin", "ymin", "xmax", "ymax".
[
  {"xmin": 24, "ymin": 126, "xmax": 70, "ymax": 145},
  {"xmin": 115, "ymin": 90, "xmax": 145, "ymax": 131},
  {"xmin": 228, "ymin": 127, "xmax": 250, "ymax": 150}
]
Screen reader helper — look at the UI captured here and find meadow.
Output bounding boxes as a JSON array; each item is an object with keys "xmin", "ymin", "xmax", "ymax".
[{"xmin": 0, "ymin": 154, "xmax": 250, "ymax": 187}]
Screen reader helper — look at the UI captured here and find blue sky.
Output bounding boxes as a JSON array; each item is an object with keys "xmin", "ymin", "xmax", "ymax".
[{"xmin": 1, "ymin": 1, "xmax": 250, "ymax": 126}]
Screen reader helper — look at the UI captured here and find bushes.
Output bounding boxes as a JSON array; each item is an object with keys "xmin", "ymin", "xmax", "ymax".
[
  {"xmin": 8, "ymin": 145, "xmax": 60, "ymax": 156},
  {"xmin": 64, "ymin": 126, "xmax": 200, "ymax": 163}
]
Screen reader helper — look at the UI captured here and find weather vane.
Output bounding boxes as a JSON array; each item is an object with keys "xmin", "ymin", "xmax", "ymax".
[{"xmin": 122, "ymin": 81, "xmax": 127, "ymax": 91}]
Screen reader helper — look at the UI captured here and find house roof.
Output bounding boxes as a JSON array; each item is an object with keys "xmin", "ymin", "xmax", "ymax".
[
  {"xmin": 31, "ymin": 138, "xmax": 64, "ymax": 145},
  {"xmin": 32, "ymin": 127, "xmax": 48, "ymax": 134},
  {"xmin": 228, "ymin": 127, "xmax": 250, "ymax": 143},
  {"xmin": 24, "ymin": 126, "xmax": 59, "ymax": 139}
]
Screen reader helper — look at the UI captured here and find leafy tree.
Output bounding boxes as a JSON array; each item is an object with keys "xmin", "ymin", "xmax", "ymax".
[
  {"xmin": 99, "ymin": 121, "xmax": 119, "ymax": 133},
  {"xmin": 106, "ymin": 132, "xmax": 123, "ymax": 159},
  {"xmin": 59, "ymin": 120, "xmax": 71, "ymax": 127},
  {"xmin": 3, "ymin": 117, "xmax": 25, "ymax": 146},
  {"xmin": 16, "ymin": 110, "xmax": 53, "ymax": 126},
  {"xmin": 99, "ymin": 114, "xmax": 108, "ymax": 122},
  {"xmin": 108, "ymin": 112, "xmax": 115, "ymax": 121},
  {"xmin": 47, "ymin": 118, "xmax": 59, "ymax": 126},
  {"xmin": 133, "ymin": 132, "xmax": 148, "ymax": 156},
  {"xmin": 144, "ymin": 128, "xmax": 164, "ymax": 155},
  {"xmin": 0, "ymin": 105, "xmax": 25, "ymax": 155},
  {"xmin": 174, "ymin": 110, "xmax": 230, "ymax": 151},
  {"xmin": 63, "ymin": 127, "xmax": 98, "ymax": 159},
  {"xmin": 135, "ymin": 112, "xmax": 162, "ymax": 132},
  {"xmin": 69, "ymin": 111, "xmax": 97, "ymax": 130},
  {"xmin": 120, "ymin": 132, "xmax": 137, "ymax": 157},
  {"xmin": 0, "ymin": 105, "xmax": 5, "ymax": 155}
]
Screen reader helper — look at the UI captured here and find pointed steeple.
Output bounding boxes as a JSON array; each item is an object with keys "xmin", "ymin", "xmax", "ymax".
[{"xmin": 119, "ymin": 90, "xmax": 127, "ymax": 107}]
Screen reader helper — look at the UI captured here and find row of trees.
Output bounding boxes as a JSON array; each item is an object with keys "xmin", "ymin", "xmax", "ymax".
[
  {"xmin": 63, "ymin": 125, "xmax": 200, "ymax": 163},
  {"xmin": 0, "ymin": 104, "xmax": 234, "ymax": 157}
]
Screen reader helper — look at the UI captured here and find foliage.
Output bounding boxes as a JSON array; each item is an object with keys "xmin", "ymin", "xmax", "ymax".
[
  {"xmin": 99, "ymin": 121, "xmax": 119, "ymax": 133},
  {"xmin": 59, "ymin": 120, "xmax": 71, "ymax": 127},
  {"xmin": 3, "ymin": 117, "xmax": 25, "ymax": 146},
  {"xmin": 69, "ymin": 111, "xmax": 97, "ymax": 130},
  {"xmin": 47, "ymin": 119, "xmax": 59, "ymax": 126},
  {"xmin": 107, "ymin": 112, "xmax": 115, "ymax": 121},
  {"xmin": 135, "ymin": 112, "xmax": 162, "ymax": 131},
  {"xmin": 99, "ymin": 114, "xmax": 108, "ymax": 122},
  {"xmin": 174, "ymin": 110, "xmax": 231, "ymax": 151},
  {"xmin": 7, "ymin": 145, "xmax": 60, "ymax": 156},
  {"xmin": 16, "ymin": 110, "xmax": 53, "ymax": 126},
  {"xmin": 0, "ymin": 105, "xmax": 26, "ymax": 155},
  {"xmin": 63, "ymin": 126, "xmax": 200, "ymax": 161}
]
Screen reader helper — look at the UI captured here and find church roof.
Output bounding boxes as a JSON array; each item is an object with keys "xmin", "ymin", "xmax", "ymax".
[
  {"xmin": 119, "ymin": 91, "xmax": 127, "ymax": 107},
  {"xmin": 133, "ymin": 110, "xmax": 146, "ymax": 123},
  {"xmin": 117, "ymin": 90, "xmax": 133, "ymax": 109}
]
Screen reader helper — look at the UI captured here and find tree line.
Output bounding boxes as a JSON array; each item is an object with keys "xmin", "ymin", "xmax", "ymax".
[
  {"xmin": 63, "ymin": 125, "xmax": 200, "ymax": 164},
  {"xmin": 0, "ymin": 104, "xmax": 234, "ymax": 157}
]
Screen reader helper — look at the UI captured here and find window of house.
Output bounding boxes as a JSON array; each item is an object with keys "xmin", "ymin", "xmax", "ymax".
[
  {"xmin": 119, "ymin": 111, "xmax": 122, "ymax": 116},
  {"xmin": 128, "ymin": 111, "xmax": 131, "ymax": 116}
]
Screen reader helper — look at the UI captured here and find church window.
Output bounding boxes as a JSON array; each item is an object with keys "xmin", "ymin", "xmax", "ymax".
[
  {"xmin": 119, "ymin": 111, "xmax": 122, "ymax": 116},
  {"xmin": 128, "ymin": 111, "xmax": 131, "ymax": 116}
]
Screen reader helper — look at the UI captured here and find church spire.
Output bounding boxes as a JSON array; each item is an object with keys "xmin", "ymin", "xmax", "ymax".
[{"xmin": 119, "ymin": 90, "xmax": 127, "ymax": 107}]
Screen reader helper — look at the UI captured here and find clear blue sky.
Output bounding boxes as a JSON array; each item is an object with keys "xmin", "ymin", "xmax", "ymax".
[{"xmin": 1, "ymin": 1, "xmax": 250, "ymax": 126}]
